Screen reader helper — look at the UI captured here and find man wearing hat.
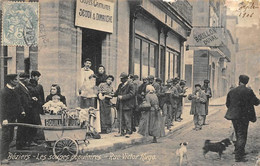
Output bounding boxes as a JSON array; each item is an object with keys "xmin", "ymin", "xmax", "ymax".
[
  {"xmin": 132, "ymin": 75, "xmax": 143, "ymax": 131},
  {"xmin": 188, "ymin": 84, "xmax": 207, "ymax": 131},
  {"xmin": 15, "ymin": 73, "xmax": 34, "ymax": 149},
  {"xmin": 225, "ymin": 75, "xmax": 260, "ymax": 162},
  {"xmin": 148, "ymin": 75, "xmax": 160, "ymax": 96},
  {"xmin": 175, "ymin": 81, "xmax": 187, "ymax": 122},
  {"xmin": 28, "ymin": 71, "xmax": 45, "ymax": 142},
  {"xmin": 162, "ymin": 79, "xmax": 175, "ymax": 130},
  {"xmin": 201, "ymin": 79, "xmax": 212, "ymax": 125},
  {"xmin": 114, "ymin": 72, "xmax": 135, "ymax": 137},
  {"xmin": 0, "ymin": 74, "xmax": 23, "ymax": 164},
  {"xmin": 169, "ymin": 78, "xmax": 180, "ymax": 127}
]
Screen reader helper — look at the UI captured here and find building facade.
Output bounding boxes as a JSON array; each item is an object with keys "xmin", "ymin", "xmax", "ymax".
[
  {"xmin": 186, "ymin": 0, "xmax": 237, "ymax": 98},
  {"xmin": 0, "ymin": 0, "xmax": 192, "ymax": 107}
]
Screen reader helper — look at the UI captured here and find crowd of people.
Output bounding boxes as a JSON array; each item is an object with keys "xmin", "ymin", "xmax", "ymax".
[{"xmin": 0, "ymin": 58, "xmax": 215, "ymax": 164}]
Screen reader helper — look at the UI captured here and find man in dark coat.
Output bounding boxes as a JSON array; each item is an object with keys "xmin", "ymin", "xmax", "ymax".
[
  {"xmin": 148, "ymin": 75, "xmax": 160, "ymax": 96},
  {"xmin": 15, "ymin": 73, "xmax": 34, "ymax": 149},
  {"xmin": 225, "ymin": 75, "xmax": 260, "ymax": 162},
  {"xmin": 0, "ymin": 74, "xmax": 23, "ymax": 164},
  {"xmin": 114, "ymin": 72, "xmax": 135, "ymax": 137},
  {"xmin": 201, "ymin": 79, "xmax": 212, "ymax": 125},
  {"xmin": 27, "ymin": 71, "xmax": 45, "ymax": 142}
]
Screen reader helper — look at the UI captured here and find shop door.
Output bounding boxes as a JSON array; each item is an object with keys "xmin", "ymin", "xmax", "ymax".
[{"xmin": 82, "ymin": 29, "xmax": 106, "ymax": 73}]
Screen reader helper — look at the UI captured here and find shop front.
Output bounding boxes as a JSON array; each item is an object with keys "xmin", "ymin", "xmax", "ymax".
[{"xmin": 129, "ymin": 0, "xmax": 192, "ymax": 82}]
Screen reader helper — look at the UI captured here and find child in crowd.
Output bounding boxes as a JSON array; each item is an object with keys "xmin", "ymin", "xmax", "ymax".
[{"xmin": 43, "ymin": 95, "xmax": 67, "ymax": 115}]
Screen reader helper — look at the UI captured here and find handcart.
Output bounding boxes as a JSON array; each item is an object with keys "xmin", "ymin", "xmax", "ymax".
[{"xmin": 4, "ymin": 108, "xmax": 98, "ymax": 161}]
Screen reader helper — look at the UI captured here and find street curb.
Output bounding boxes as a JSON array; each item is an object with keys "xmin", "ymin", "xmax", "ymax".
[{"xmin": 81, "ymin": 107, "xmax": 224, "ymax": 155}]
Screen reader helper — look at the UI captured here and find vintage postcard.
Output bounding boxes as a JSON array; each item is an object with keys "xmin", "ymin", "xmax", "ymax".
[{"xmin": 0, "ymin": 0, "xmax": 259, "ymax": 166}]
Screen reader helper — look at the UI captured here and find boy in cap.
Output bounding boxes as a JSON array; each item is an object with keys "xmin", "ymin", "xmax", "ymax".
[
  {"xmin": 225, "ymin": 75, "xmax": 260, "ymax": 162},
  {"xmin": 188, "ymin": 84, "xmax": 207, "ymax": 131},
  {"xmin": 0, "ymin": 74, "xmax": 24, "ymax": 164},
  {"xmin": 114, "ymin": 72, "xmax": 135, "ymax": 137},
  {"xmin": 201, "ymin": 79, "xmax": 212, "ymax": 125}
]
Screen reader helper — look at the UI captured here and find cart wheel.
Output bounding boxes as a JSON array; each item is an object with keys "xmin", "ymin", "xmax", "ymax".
[{"xmin": 53, "ymin": 137, "xmax": 78, "ymax": 161}]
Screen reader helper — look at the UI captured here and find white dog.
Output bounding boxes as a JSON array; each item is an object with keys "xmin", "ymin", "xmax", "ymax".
[
  {"xmin": 176, "ymin": 142, "xmax": 189, "ymax": 166},
  {"xmin": 256, "ymin": 155, "xmax": 260, "ymax": 166}
]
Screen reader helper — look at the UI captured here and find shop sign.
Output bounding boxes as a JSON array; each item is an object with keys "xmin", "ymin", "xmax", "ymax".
[
  {"xmin": 75, "ymin": 0, "xmax": 114, "ymax": 33},
  {"xmin": 190, "ymin": 27, "xmax": 224, "ymax": 47}
]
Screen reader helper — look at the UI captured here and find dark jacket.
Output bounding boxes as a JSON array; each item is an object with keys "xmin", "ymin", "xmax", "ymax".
[
  {"xmin": 114, "ymin": 81, "xmax": 135, "ymax": 110},
  {"xmin": 201, "ymin": 85, "xmax": 212, "ymax": 114},
  {"xmin": 137, "ymin": 83, "xmax": 147, "ymax": 105},
  {"xmin": 46, "ymin": 94, "xmax": 67, "ymax": 106},
  {"xmin": 28, "ymin": 79, "xmax": 45, "ymax": 114},
  {"xmin": 0, "ymin": 86, "xmax": 23, "ymax": 122},
  {"xmin": 225, "ymin": 85, "xmax": 259, "ymax": 121},
  {"xmin": 15, "ymin": 82, "xmax": 33, "ymax": 115}
]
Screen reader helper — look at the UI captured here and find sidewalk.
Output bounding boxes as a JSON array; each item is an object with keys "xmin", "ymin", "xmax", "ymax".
[{"xmin": 80, "ymin": 97, "xmax": 226, "ymax": 154}]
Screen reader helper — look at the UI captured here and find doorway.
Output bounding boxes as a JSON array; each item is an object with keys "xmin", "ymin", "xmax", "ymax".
[{"xmin": 82, "ymin": 29, "xmax": 106, "ymax": 73}]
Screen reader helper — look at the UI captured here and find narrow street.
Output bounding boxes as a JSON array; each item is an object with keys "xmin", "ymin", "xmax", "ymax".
[{"xmin": 8, "ymin": 105, "xmax": 260, "ymax": 166}]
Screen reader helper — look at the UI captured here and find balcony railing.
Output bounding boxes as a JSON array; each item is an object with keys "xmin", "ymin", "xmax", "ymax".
[{"xmin": 168, "ymin": 0, "xmax": 193, "ymax": 25}]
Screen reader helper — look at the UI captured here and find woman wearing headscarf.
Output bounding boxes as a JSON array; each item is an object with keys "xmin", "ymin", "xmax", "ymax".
[
  {"xmin": 98, "ymin": 75, "xmax": 114, "ymax": 133},
  {"xmin": 96, "ymin": 65, "xmax": 107, "ymax": 86},
  {"xmin": 138, "ymin": 85, "xmax": 164, "ymax": 143}
]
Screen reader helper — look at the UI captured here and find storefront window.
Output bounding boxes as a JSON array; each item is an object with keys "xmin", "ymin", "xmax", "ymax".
[
  {"xmin": 170, "ymin": 52, "xmax": 174, "ymax": 79},
  {"xmin": 150, "ymin": 45, "xmax": 155, "ymax": 76},
  {"xmin": 142, "ymin": 41, "xmax": 149, "ymax": 78},
  {"xmin": 165, "ymin": 52, "xmax": 169, "ymax": 80},
  {"xmin": 134, "ymin": 37, "xmax": 158, "ymax": 79},
  {"xmin": 134, "ymin": 38, "xmax": 141, "ymax": 77},
  {"xmin": 174, "ymin": 53, "xmax": 180, "ymax": 78}
]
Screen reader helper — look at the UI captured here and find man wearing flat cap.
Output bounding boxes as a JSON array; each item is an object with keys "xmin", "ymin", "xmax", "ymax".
[
  {"xmin": 15, "ymin": 73, "xmax": 34, "ymax": 149},
  {"xmin": 225, "ymin": 75, "xmax": 260, "ymax": 162},
  {"xmin": 0, "ymin": 74, "xmax": 24, "ymax": 164},
  {"xmin": 148, "ymin": 75, "xmax": 160, "ymax": 96},
  {"xmin": 114, "ymin": 72, "xmax": 135, "ymax": 137},
  {"xmin": 201, "ymin": 79, "xmax": 212, "ymax": 125},
  {"xmin": 188, "ymin": 84, "xmax": 207, "ymax": 131}
]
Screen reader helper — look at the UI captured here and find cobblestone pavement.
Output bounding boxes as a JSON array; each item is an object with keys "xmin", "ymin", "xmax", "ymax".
[{"xmin": 6, "ymin": 105, "xmax": 260, "ymax": 166}]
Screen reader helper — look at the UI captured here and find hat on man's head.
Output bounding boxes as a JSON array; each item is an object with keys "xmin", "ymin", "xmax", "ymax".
[
  {"xmin": 174, "ymin": 77, "xmax": 180, "ymax": 81},
  {"xmin": 239, "ymin": 75, "xmax": 249, "ymax": 85},
  {"xmin": 195, "ymin": 84, "xmax": 201, "ymax": 88},
  {"xmin": 156, "ymin": 78, "xmax": 162, "ymax": 83},
  {"xmin": 31, "ymin": 71, "xmax": 41, "ymax": 77},
  {"xmin": 166, "ymin": 79, "xmax": 173, "ymax": 83},
  {"xmin": 204, "ymin": 79, "xmax": 210, "ymax": 84},
  {"xmin": 172, "ymin": 78, "xmax": 178, "ymax": 84},
  {"xmin": 19, "ymin": 73, "xmax": 30, "ymax": 79},
  {"xmin": 133, "ymin": 75, "xmax": 139, "ymax": 79},
  {"xmin": 180, "ymin": 81, "xmax": 186, "ymax": 86},
  {"xmin": 148, "ymin": 75, "xmax": 155, "ymax": 80},
  {"xmin": 5, "ymin": 74, "xmax": 17, "ymax": 82},
  {"xmin": 120, "ymin": 72, "xmax": 128, "ymax": 79}
]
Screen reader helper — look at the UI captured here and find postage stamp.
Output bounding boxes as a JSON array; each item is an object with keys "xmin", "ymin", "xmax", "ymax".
[{"xmin": 2, "ymin": 2, "xmax": 39, "ymax": 46}]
